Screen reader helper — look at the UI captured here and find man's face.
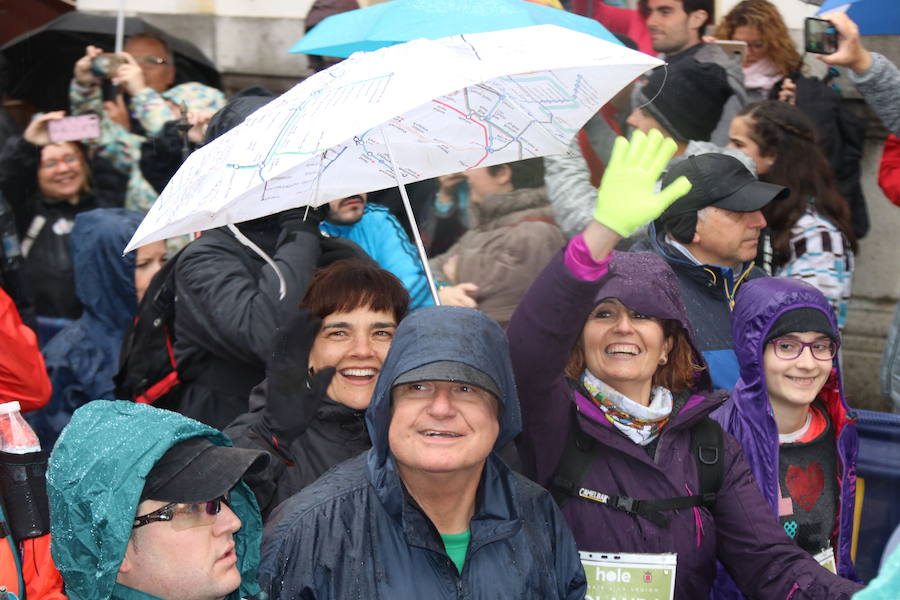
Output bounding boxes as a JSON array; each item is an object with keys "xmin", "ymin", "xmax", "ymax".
[
  {"xmin": 327, "ymin": 193, "xmax": 367, "ymax": 225},
  {"xmin": 691, "ymin": 206, "xmax": 767, "ymax": 270},
  {"xmin": 37, "ymin": 143, "xmax": 85, "ymax": 202},
  {"xmin": 124, "ymin": 37, "xmax": 175, "ymax": 93},
  {"xmin": 388, "ymin": 380, "xmax": 499, "ymax": 478},
  {"xmin": 118, "ymin": 498, "xmax": 242, "ymax": 600},
  {"xmin": 644, "ymin": 0, "xmax": 704, "ymax": 55},
  {"xmin": 626, "ymin": 107, "xmax": 666, "ymax": 136}
]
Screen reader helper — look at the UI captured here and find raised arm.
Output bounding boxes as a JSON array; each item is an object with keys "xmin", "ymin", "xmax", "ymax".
[{"xmin": 509, "ymin": 129, "xmax": 690, "ymax": 481}]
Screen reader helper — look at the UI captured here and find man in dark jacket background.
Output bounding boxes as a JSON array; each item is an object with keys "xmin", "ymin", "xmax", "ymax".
[
  {"xmin": 171, "ymin": 96, "xmax": 366, "ymax": 428},
  {"xmin": 643, "ymin": 153, "xmax": 787, "ymax": 390},
  {"xmin": 258, "ymin": 306, "xmax": 586, "ymax": 599}
]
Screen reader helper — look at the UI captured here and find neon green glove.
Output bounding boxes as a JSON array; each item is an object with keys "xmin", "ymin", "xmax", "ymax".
[{"xmin": 592, "ymin": 128, "xmax": 692, "ymax": 238}]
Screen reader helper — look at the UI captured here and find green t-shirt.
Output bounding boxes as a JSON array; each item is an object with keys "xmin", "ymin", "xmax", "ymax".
[{"xmin": 440, "ymin": 530, "xmax": 471, "ymax": 574}]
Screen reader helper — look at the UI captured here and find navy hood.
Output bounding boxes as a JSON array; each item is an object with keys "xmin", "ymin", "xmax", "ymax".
[
  {"xmin": 71, "ymin": 208, "xmax": 142, "ymax": 328},
  {"xmin": 598, "ymin": 251, "xmax": 711, "ymax": 391},
  {"xmin": 365, "ymin": 306, "xmax": 521, "ymax": 469}
]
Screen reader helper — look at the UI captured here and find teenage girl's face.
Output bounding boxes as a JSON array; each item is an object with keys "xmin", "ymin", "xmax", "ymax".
[{"xmin": 727, "ymin": 115, "xmax": 770, "ymax": 175}]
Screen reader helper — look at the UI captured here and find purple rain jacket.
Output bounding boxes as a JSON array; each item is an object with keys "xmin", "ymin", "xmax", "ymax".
[
  {"xmin": 712, "ymin": 276, "xmax": 860, "ymax": 594},
  {"xmin": 507, "ymin": 247, "xmax": 863, "ymax": 600}
]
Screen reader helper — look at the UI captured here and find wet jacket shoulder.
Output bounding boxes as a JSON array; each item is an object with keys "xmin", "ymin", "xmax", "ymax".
[
  {"xmin": 712, "ymin": 277, "xmax": 859, "ymax": 583},
  {"xmin": 319, "ymin": 203, "xmax": 433, "ymax": 309},
  {"xmin": 225, "ymin": 378, "xmax": 370, "ymax": 517},
  {"xmin": 259, "ymin": 306, "xmax": 585, "ymax": 599},
  {"xmin": 34, "ymin": 209, "xmax": 142, "ymax": 448},
  {"xmin": 640, "ymin": 225, "xmax": 764, "ymax": 390},
  {"xmin": 173, "ymin": 222, "xmax": 320, "ymax": 428},
  {"xmin": 429, "ymin": 188, "xmax": 565, "ymax": 328},
  {"xmin": 48, "ymin": 401, "xmax": 263, "ymax": 600},
  {"xmin": 507, "ymin": 246, "xmax": 861, "ymax": 599}
]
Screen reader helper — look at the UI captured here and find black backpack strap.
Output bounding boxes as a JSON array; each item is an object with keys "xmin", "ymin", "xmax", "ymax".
[
  {"xmin": 691, "ymin": 417, "xmax": 724, "ymax": 509},
  {"xmin": 550, "ymin": 405, "xmax": 597, "ymax": 507},
  {"xmin": 550, "ymin": 408, "xmax": 725, "ymax": 528}
]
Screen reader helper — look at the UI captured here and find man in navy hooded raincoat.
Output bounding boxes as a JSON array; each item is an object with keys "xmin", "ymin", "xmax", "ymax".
[{"xmin": 258, "ymin": 305, "xmax": 586, "ymax": 599}]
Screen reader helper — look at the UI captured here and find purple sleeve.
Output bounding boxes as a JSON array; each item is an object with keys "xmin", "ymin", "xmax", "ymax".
[{"xmin": 563, "ymin": 233, "xmax": 613, "ymax": 280}]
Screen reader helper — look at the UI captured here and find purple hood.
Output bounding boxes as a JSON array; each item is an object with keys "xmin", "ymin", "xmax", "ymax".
[{"xmin": 594, "ymin": 251, "xmax": 712, "ymax": 391}]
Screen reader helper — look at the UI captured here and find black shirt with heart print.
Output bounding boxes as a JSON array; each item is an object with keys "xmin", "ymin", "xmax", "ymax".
[{"xmin": 777, "ymin": 403, "xmax": 838, "ymax": 556}]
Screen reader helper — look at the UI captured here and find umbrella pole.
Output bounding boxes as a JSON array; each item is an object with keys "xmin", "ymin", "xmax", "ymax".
[
  {"xmin": 115, "ymin": 0, "xmax": 126, "ymax": 53},
  {"xmin": 381, "ymin": 126, "xmax": 441, "ymax": 305}
]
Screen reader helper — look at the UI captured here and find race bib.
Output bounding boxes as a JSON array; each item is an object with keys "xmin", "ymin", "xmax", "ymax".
[
  {"xmin": 580, "ymin": 551, "xmax": 676, "ymax": 600},
  {"xmin": 813, "ymin": 547, "xmax": 837, "ymax": 574}
]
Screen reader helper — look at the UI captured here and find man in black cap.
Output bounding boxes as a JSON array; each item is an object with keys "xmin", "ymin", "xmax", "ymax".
[
  {"xmin": 47, "ymin": 401, "xmax": 270, "ymax": 600},
  {"xmin": 642, "ymin": 152, "xmax": 788, "ymax": 390}
]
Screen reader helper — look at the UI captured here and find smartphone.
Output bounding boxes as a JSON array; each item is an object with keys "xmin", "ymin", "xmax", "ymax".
[
  {"xmin": 805, "ymin": 17, "xmax": 838, "ymax": 54},
  {"xmin": 47, "ymin": 114, "xmax": 101, "ymax": 143},
  {"xmin": 713, "ymin": 40, "xmax": 747, "ymax": 64}
]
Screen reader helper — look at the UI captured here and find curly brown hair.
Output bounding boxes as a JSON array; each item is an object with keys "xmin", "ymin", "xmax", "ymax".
[
  {"xmin": 715, "ymin": 0, "xmax": 801, "ymax": 76},
  {"xmin": 564, "ymin": 318, "xmax": 703, "ymax": 396}
]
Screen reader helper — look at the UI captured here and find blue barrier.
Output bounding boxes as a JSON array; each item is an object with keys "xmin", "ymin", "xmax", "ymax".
[{"xmin": 853, "ymin": 409, "xmax": 900, "ymax": 582}]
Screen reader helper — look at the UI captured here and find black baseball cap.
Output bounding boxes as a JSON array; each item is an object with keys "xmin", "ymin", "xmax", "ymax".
[
  {"xmin": 392, "ymin": 361, "xmax": 501, "ymax": 399},
  {"xmin": 141, "ymin": 437, "xmax": 269, "ymax": 503},
  {"xmin": 659, "ymin": 153, "xmax": 788, "ymax": 218}
]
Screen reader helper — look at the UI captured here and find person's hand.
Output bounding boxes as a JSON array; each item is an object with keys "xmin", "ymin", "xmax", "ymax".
[
  {"xmin": 592, "ymin": 128, "xmax": 691, "ymax": 238},
  {"xmin": 74, "ymin": 45, "xmax": 104, "ymax": 87},
  {"xmin": 437, "ymin": 173, "xmax": 466, "ymax": 206},
  {"xmin": 263, "ymin": 310, "xmax": 335, "ymax": 445},
  {"xmin": 103, "ymin": 95, "xmax": 130, "ymax": 129},
  {"xmin": 820, "ymin": 12, "xmax": 872, "ymax": 74},
  {"xmin": 112, "ymin": 52, "xmax": 148, "ymax": 96},
  {"xmin": 23, "ymin": 111, "xmax": 66, "ymax": 147},
  {"xmin": 777, "ymin": 78, "xmax": 797, "ymax": 105},
  {"xmin": 279, "ymin": 206, "xmax": 324, "ymax": 235},
  {"xmin": 439, "ymin": 283, "xmax": 478, "ymax": 308},
  {"xmin": 186, "ymin": 110, "xmax": 215, "ymax": 144},
  {"xmin": 442, "ymin": 254, "xmax": 459, "ymax": 284}
]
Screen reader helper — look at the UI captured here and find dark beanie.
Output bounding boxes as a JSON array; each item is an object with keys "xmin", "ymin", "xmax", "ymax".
[
  {"xmin": 635, "ymin": 61, "xmax": 733, "ymax": 142},
  {"xmin": 765, "ymin": 308, "xmax": 838, "ymax": 344}
]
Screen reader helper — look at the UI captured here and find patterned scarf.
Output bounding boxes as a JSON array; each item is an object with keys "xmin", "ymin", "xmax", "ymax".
[{"xmin": 581, "ymin": 370, "xmax": 673, "ymax": 446}]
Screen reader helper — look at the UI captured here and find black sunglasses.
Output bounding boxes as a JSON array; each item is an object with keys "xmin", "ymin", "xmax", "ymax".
[{"xmin": 132, "ymin": 495, "xmax": 227, "ymax": 529}]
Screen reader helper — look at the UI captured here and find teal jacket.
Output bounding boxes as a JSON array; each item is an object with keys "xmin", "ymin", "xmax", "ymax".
[
  {"xmin": 320, "ymin": 203, "xmax": 434, "ymax": 309},
  {"xmin": 47, "ymin": 401, "xmax": 263, "ymax": 600}
]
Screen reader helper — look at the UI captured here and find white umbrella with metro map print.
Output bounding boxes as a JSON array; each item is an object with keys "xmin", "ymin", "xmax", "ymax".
[{"xmin": 125, "ymin": 24, "xmax": 661, "ymax": 300}]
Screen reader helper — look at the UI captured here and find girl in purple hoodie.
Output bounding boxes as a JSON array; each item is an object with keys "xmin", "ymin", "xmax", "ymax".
[
  {"xmin": 508, "ymin": 129, "xmax": 862, "ymax": 599},
  {"xmin": 713, "ymin": 276, "xmax": 859, "ymax": 594}
]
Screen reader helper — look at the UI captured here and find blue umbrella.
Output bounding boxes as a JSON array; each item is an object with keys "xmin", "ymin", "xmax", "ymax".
[
  {"xmin": 817, "ymin": 0, "xmax": 900, "ymax": 36},
  {"xmin": 290, "ymin": 0, "xmax": 620, "ymax": 58}
]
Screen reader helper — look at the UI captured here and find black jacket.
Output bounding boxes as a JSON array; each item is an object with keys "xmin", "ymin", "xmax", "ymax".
[
  {"xmin": 0, "ymin": 136, "xmax": 125, "ymax": 319},
  {"xmin": 173, "ymin": 220, "xmax": 321, "ymax": 429},
  {"xmin": 258, "ymin": 306, "xmax": 586, "ymax": 599},
  {"xmin": 225, "ymin": 379, "xmax": 370, "ymax": 517}
]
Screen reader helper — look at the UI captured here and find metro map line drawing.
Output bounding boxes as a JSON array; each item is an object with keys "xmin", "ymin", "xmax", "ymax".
[{"xmin": 126, "ymin": 24, "xmax": 660, "ymax": 252}]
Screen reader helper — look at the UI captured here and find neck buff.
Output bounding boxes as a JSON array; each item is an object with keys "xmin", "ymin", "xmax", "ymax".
[{"xmin": 582, "ymin": 370, "xmax": 673, "ymax": 445}]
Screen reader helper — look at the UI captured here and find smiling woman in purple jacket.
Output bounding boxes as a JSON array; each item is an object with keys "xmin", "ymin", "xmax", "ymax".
[
  {"xmin": 712, "ymin": 277, "xmax": 859, "ymax": 596},
  {"xmin": 508, "ymin": 129, "xmax": 862, "ymax": 599}
]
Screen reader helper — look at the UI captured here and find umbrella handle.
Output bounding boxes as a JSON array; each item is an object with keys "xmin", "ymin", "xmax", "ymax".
[
  {"xmin": 380, "ymin": 125, "xmax": 441, "ymax": 305},
  {"xmin": 227, "ymin": 223, "xmax": 287, "ymax": 301}
]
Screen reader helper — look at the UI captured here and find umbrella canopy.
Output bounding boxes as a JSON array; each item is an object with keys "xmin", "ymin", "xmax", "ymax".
[
  {"xmin": 291, "ymin": 0, "xmax": 620, "ymax": 58},
  {"xmin": 817, "ymin": 0, "xmax": 900, "ymax": 35},
  {"xmin": 1, "ymin": 12, "xmax": 222, "ymax": 111},
  {"xmin": 126, "ymin": 24, "xmax": 660, "ymax": 253}
]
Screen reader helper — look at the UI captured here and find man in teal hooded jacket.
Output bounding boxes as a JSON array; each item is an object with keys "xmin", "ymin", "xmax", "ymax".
[{"xmin": 46, "ymin": 401, "xmax": 268, "ymax": 600}]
